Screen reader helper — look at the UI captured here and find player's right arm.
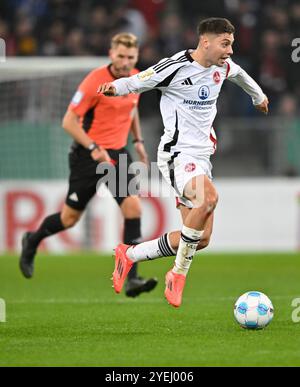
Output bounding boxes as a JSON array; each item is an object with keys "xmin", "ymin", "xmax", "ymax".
[
  {"xmin": 98, "ymin": 54, "xmax": 186, "ymax": 97},
  {"xmin": 97, "ymin": 67, "xmax": 160, "ymax": 97}
]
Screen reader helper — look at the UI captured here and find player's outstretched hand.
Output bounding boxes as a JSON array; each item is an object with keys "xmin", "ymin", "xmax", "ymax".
[
  {"xmin": 97, "ymin": 83, "xmax": 117, "ymax": 96},
  {"xmin": 255, "ymin": 97, "xmax": 269, "ymax": 115}
]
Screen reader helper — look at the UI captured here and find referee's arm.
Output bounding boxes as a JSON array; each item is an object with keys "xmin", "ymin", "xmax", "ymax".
[
  {"xmin": 62, "ymin": 109, "xmax": 94, "ymax": 149},
  {"xmin": 62, "ymin": 109, "xmax": 111, "ymax": 163},
  {"xmin": 130, "ymin": 109, "xmax": 148, "ymax": 165}
]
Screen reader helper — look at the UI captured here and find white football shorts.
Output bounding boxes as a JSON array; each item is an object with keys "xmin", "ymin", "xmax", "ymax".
[{"xmin": 157, "ymin": 151, "xmax": 213, "ymax": 209}]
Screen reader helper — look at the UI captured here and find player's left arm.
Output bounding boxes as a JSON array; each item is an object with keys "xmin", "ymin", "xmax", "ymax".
[
  {"xmin": 130, "ymin": 108, "xmax": 149, "ymax": 165},
  {"xmin": 226, "ymin": 59, "xmax": 269, "ymax": 114}
]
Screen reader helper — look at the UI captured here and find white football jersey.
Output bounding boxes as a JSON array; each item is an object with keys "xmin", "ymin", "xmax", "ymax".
[{"xmin": 113, "ymin": 50, "xmax": 265, "ymax": 157}]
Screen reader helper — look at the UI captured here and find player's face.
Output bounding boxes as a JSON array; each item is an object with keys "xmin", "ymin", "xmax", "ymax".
[
  {"xmin": 109, "ymin": 44, "xmax": 139, "ymax": 78},
  {"xmin": 206, "ymin": 33, "xmax": 234, "ymax": 66}
]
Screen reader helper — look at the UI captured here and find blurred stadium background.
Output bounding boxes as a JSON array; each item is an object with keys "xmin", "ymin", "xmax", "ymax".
[{"xmin": 0, "ymin": 0, "xmax": 300, "ymax": 253}]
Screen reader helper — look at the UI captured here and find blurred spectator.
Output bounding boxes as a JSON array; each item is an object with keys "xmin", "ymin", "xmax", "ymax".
[
  {"xmin": 157, "ymin": 13, "xmax": 185, "ymax": 56},
  {"xmin": 289, "ymin": 2, "xmax": 300, "ymax": 36},
  {"xmin": 15, "ymin": 15, "xmax": 38, "ymax": 55},
  {"xmin": 177, "ymin": 0, "xmax": 227, "ymax": 26},
  {"xmin": 61, "ymin": 28, "xmax": 89, "ymax": 56},
  {"xmin": 230, "ymin": 0, "xmax": 258, "ymax": 63},
  {"xmin": 129, "ymin": 0, "xmax": 166, "ymax": 34},
  {"xmin": 110, "ymin": 4, "xmax": 148, "ymax": 45},
  {"xmin": 0, "ymin": 19, "xmax": 17, "ymax": 55},
  {"xmin": 7, "ymin": 0, "xmax": 49, "ymax": 21},
  {"xmin": 287, "ymin": 2, "xmax": 300, "ymax": 99},
  {"xmin": 258, "ymin": 30, "xmax": 287, "ymax": 107},
  {"xmin": 85, "ymin": 6, "xmax": 110, "ymax": 55},
  {"xmin": 40, "ymin": 20, "xmax": 66, "ymax": 55}
]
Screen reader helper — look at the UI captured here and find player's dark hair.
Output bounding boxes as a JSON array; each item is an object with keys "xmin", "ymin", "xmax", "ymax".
[{"xmin": 197, "ymin": 18, "xmax": 235, "ymax": 36}]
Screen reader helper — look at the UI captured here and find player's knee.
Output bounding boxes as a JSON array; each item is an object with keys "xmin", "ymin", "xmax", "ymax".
[
  {"xmin": 205, "ymin": 192, "xmax": 218, "ymax": 213},
  {"xmin": 61, "ymin": 212, "xmax": 80, "ymax": 228},
  {"xmin": 194, "ymin": 192, "xmax": 218, "ymax": 215},
  {"xmin": 121, "ymin": 196, "xmax": 142, "ymax": 218}
]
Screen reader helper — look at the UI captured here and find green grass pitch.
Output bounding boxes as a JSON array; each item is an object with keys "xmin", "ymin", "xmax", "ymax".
[{"xmin": 0, "ymin": 251, "xmax": 300, "ymax": 366}]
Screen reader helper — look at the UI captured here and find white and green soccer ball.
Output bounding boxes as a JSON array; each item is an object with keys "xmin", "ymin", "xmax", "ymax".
[{"xmin": 234, "ymin": 291, "xmax": 274, "ymax": 329}]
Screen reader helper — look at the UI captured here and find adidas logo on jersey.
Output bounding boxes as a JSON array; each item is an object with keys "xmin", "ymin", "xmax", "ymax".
[
  {"xmin": 69, "ymin": 192, "xmax": 79, "ymax": 202},
  {"xmin": 181, "ymin": 78, "xmax": 193, "ymax": 86}
]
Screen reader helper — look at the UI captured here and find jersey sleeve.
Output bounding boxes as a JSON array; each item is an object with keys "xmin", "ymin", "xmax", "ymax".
[
  {"xmin": 226, "ymin": 58, "xmax": 266, "ymax": 105},
  {"xmin": 68, "ymin": 70, "xmax": 99, "ymax": 116},
  {"xmin": 113, "ymin": 56, "xmax": 186, "ymax": 95}
]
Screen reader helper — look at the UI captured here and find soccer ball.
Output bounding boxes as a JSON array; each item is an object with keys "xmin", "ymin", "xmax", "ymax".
[{"xmin": 234, "ymin": 291, "xmax": 274, "ymax": 329}]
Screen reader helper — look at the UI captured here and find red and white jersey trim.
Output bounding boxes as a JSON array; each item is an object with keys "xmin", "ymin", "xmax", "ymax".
[{"xmin": 210, "ymin": 127, "xmax": 217, "ymax": 153}]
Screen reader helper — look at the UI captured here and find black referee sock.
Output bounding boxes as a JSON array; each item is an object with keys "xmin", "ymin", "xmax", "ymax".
[
  {"xmin": 28, "ymin": 212, "xmax": 65, "ymax": 248},
  {"xmin": 123, "ymin": 218, "xmax": 141, "ymax": 280}
]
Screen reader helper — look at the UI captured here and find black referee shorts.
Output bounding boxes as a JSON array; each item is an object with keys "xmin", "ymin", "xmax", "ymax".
[{"xmin": 65, "ymin": 145, "xmax": 136, "ymax": 211}]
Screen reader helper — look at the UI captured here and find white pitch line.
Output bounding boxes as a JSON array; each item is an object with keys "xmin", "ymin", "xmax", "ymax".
[
  {"xmin": 6, "ymin": 295, "xmax": 298, "ymax": 305},
  {"xmin": 8, "ymin": 298, "xmax": 163, "ymax": 305}
]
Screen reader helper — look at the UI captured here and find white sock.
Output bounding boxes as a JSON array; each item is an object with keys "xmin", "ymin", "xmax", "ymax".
[
  {"xmin": 127, "ymin": 233, "xmax": 176, "ymax": 262},
  {"xmin": 173, "ymin": 225, "xmax": 203, "ymax": 276}
]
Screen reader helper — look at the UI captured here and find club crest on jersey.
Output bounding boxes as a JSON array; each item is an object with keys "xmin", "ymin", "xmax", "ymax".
[
  {"xmin": 185, "ymin": 163, "xmax": 196, "ymax": 172},
  {"xmin": 213, "ymin": 71, "xmax": 221, "ymax": 84},
  {"xmin": 198, "ymin": 85, "xmax": 210, "ymax": 100}
]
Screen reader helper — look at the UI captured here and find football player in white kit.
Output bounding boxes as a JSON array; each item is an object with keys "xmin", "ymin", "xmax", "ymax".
[{"xmin": 98, "ymin": 18, "xmax": 269, "ymax": 307}]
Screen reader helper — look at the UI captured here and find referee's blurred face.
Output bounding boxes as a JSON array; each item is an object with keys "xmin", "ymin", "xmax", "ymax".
[
  {"xmin": 202, "ymin": 33, "xmax": 234, "ymax": 67},
  {"xmin": 109, "ymin": 44, "xmax": 139, "ymax": 78}
]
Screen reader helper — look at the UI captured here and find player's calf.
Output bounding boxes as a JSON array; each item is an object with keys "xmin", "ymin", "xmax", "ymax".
[
  {"xmin": 60, "ymin": 206, "xmax": 82, "ymax": 228},
  {"xmin": 184, "ymin": 178, "xmax": 218, "ymax": 231},
  {"xmin": 120, "ymin": 195, "xmax": 142, "ymax": 219},
  {"xmin": 196, "ymin": 234, "xmax": 211, "ymax": 250}
]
